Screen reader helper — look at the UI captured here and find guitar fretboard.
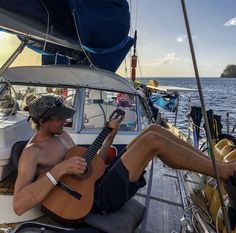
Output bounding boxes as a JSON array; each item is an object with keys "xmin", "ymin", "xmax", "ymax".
[{"xmin": 83, "ymin": 127, "xmax": 112, "ymax": 164}]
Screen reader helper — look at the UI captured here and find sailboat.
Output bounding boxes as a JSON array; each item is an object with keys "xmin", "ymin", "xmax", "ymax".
[{"xmin": 0, "ymin": 1, "xmax": 236, "ymax": 233}]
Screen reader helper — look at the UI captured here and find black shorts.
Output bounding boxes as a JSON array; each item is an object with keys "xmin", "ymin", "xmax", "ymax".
[{"xmin": 92, "ymin": 159, "xmax": 146, "ymax": 214}]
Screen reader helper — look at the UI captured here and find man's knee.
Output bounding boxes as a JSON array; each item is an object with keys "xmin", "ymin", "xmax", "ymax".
[
  {"xmin": 141, "ymin": 131, "xmax": 158, "ymax": 146},
  {"xmin": 146, "ymin": 124, "xmax": 160, "ymax": 132}
]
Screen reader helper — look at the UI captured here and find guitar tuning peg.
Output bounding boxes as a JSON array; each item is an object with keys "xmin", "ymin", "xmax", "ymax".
[{"xmin": 109, "ymin": 109, "xmax": 126, "ymax": 121}]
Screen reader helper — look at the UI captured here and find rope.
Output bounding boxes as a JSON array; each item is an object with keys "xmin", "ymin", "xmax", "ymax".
[
  {"xmin": 134, "ymin": 0, "xmax": 139, "ymax": 31},
  {"xmin": 71, "ymin": 9, "xmax": 97, "ymax": 69},
  {"xmin": 179, "ymin": 171, "xmax": 217, "ymax": 233},
  {"xmin": 180, "ymin": 1, "xmax": 231, "ymax": 231},
  {"xmin": 124, "ymin": 57, "xmax": 128, "ymax": 79},
  {"xmin": 40, "ymin": 0, "xmax": 50, "ymax": 52},
  {"xmin": 137, "ymin": 55, "xmax": 143, "ymax": 79},
  {"xmin": 183, "ymin": 204, "xmax": 216, "ymax": 233}
]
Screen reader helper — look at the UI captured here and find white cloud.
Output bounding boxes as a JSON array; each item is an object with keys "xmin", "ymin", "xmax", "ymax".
[
  {"xmin": 224, "ymin": 17, "xmax": 236, "ymax": 26},
  {"xmin": 176, "ymin": 35, "xmax": 197, "ymax": 43},
  {"xmin": 142, "ymin": 52, "xmax": 180, "ymax": 67},
  {"xmin": 177, "ymin": 35, "xmax": 187, "ymax": 43},
  {"xmin": 161, "ymin": 52, "xmax": 180, "ymax": 64}
]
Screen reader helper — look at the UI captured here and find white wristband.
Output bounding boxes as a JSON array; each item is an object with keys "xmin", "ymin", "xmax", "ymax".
[{"xmin": 46, "ymin": 172, "xmax": 57, "ymax": 186}]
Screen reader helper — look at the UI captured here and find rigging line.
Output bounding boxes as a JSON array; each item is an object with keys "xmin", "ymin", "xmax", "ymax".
[
  {"xmin": 129, "ymin": 0, "xmax": 135, "ymax": 36},
  {"xmin": 137, "ymin": 56, "xmax": 143, "ymax": 79},
  {"xmin": 129, "ymin": 19, "xmax": 134, "ymax": 36},
  {"xmin": 180, "ymin": 1, "xmax": 231, "ymax": 232},
  {"xmin": 129, "ymin": 0, "xmax": 132, "ymax": 35},
  {"xmin": 72, "ymin": 9, "xmax": 97, "ymax": 69},
  {"xmin": 132, "ymin": 3, "xmax": 143, "ymax": 80},
  {"xmin": 124, "ymin": 57, "xmax": 128, "ymax": 79},
  {"xmin": 134, "ymin": 0, "xmax": 139, "ymax": 31},
  {"xmin": 128, "ymin": 46, "xmax": 132, "ymax": 78},
  {"xmin": 129, "ymin": 0, "xmax": 139, "ymax": 33},
  {"xmin": 40, "ymin": 0, "xmax": 50, "ymax": 52}
]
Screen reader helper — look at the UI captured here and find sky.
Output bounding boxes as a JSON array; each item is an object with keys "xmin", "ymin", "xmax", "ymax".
[{"xmin": 0, "ymin": 0, "xmax": 236, "ymax": 78}]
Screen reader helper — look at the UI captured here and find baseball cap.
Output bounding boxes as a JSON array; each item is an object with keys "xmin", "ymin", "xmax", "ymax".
[{"xmin": 28, "ymin": 95, "xmax": 76, "ymax": 122}]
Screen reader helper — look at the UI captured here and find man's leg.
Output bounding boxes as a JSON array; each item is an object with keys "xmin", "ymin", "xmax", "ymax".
[
  {"xmin": 121, "ymin": 126, "xmax": 232, "ymax": 182},
  {"xmin": 127, "ymin": 124, "xmax": 206, "ymax": 157}
]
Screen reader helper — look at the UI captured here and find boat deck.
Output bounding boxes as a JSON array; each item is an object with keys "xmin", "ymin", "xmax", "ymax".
[
  {"xmin": 137, "ymin": 159, "xmax": 183, "ymax": 233},
  {"xmin": 135, "ymin": 158, "xmax": 201, "ymax": 233}
]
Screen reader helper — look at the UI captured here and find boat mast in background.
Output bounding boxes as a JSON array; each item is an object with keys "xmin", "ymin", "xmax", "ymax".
[{"xmin": 131, "ymin": 30, "xmax": 137, "ymax": 82}]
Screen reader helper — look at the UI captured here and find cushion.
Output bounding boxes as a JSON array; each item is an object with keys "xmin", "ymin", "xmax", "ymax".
[
  {"xmin": 84, "ymin": 198, "xmax": 145, "ymax": 233},
  {"xmin": 10, "ymin": 141, "xmax": 28, "ymax": 170}
]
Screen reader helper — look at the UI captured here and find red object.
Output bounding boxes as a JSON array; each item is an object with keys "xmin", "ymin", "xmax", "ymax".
[
  {"xmin": 131, "ymin": 55, "xmax": 137, "ymax": 68},
  {"xmin": 131, "ymin": 68, "xmax": 136, "ymax": 81},
  {"xmin": 63, "ymin": 88, "xmax": 68, "ymax": 97},
  {"xmin": 131, "ymin": 55, "xmax": 137, "ymax": 81},
  {"xmin": 116, "ymin": 93, "xmax": 132, "ymax": 108},
  {"xmin": 105, "ymin": 146, "xmax": 117, "ymax": 165}
]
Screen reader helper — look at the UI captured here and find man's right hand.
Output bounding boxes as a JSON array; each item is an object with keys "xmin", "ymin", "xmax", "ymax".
[{"xmin": 52, "ymin": 156, "xmax": 87, "ymax": 178}]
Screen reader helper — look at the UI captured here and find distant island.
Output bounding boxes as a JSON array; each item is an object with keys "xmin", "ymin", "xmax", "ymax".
[{"xmin": 221, "ymin": 65, "xmax": 236, "ymax": 78}]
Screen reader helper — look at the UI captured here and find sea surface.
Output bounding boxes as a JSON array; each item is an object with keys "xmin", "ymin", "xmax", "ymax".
[{"xmin": 142, "ymin": 77, "xmax": 236, "ymax": 137}]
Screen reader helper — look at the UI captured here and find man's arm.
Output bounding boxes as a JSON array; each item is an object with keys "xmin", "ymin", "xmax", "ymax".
[
  {"xmin": 13, "ymin": 145, "xmax": 57, "ymax": 215},
  {"xmin": 13, "ymin": 145, "xmax": 87, "ymax": 215}
]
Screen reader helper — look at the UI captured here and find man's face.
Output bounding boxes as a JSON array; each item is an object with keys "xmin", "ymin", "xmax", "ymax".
[{"xmin": 43, "ymin": 118, "xmax": 67, "ymax": 135}]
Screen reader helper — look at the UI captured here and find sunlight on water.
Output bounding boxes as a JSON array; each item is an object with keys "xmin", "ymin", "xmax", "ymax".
[{"xmin": 143, "ymin": 77, "xmax": 236, "ymax": 137}]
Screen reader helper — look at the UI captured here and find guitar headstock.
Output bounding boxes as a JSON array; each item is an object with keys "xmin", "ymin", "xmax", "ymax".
[{"xmin": 109, "ymin": 109, "xmax": 126, "ymax": 123}]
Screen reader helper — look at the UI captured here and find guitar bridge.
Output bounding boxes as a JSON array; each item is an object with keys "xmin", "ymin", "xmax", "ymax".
[{"xmin": 56, "ymin": 181, "xmax": 82, "ymax": 200}]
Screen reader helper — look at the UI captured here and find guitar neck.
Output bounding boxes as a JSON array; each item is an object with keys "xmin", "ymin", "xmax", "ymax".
[{"xmin": 83, "ymin": 126, "xmax": 112, "ymax": 164}]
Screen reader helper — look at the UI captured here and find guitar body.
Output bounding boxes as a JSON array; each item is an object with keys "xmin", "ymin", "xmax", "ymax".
[{"xmin": 41, "ymin": 146, "xmax": 105, "ymax": 221}]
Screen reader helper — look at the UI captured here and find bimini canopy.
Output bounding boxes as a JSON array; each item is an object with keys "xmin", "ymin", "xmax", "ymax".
[
  {"xmin": 0, "ymin": 0, "xmax": 134, "ymax": 72},
  {"xmin": 0, "ymin": 66, "xmax": 138, "ymax": 95}
]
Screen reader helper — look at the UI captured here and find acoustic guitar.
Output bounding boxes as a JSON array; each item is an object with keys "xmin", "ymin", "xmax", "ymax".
[{"xmin": 41, "ymin": 109, "xmax": 125, "ymax": 224}]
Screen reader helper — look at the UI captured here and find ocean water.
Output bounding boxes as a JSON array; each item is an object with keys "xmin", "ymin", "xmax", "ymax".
[{"xmin": 143, "ymin": 77, "xmax": 236, "ymax": 136}]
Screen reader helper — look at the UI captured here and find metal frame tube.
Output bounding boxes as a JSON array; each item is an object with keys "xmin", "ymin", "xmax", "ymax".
[
  {"xmin": 174, "ymin": 94, "xmax": 180, "ymax": 126},
  {"xmin": 0, "ymin": 38, "xmax": 28, "ymax": 77},
  {"xmin": 226, "ymin": 112, "xmax": 230, "ymax": 134}
]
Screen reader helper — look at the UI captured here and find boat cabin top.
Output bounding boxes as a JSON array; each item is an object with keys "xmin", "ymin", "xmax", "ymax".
[{"xmin": 0, "ymin": 65, "xmax": 152, "ymax": 181}]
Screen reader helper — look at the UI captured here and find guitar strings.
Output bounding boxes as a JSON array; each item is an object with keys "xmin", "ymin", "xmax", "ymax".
[{"xmin": 83, "ymin": 127, "xmax": 112, "ymax": 163}]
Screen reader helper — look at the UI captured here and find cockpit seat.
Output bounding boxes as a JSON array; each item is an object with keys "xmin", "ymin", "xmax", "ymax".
[
  {"xmin": 84, "ymin": 198, "xmax": 145, "ymax": 233},
  {"xmin": 10, "ymin": 141, "xmax": 28, "ymax": 171}
]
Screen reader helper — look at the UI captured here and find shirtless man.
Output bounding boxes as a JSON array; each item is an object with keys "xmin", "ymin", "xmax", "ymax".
[{"xmin": 13, "ymin": 95, "xmax": 235, "ymax": 216}]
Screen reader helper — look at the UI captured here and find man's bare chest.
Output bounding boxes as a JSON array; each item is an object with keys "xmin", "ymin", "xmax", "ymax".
[{"xmin": 38, "ymin": 141, "xmax": 68, "ymax": 168}]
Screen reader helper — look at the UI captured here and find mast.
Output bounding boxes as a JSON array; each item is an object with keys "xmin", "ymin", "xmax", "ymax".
[
  {"xmin": 131, "ymin": 30, "xmax": 137, "ymax": 81},
  {"xmin": 180, "ymin": 1, "xmax": 231, "ymax": 232}
]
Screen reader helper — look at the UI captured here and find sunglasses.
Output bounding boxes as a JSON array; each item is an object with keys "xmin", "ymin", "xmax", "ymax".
[{"xmin": 38, "ymin": 98, "xmax": 64, "ymax": 121}]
